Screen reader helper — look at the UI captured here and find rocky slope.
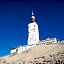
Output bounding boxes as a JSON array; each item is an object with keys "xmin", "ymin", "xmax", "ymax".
[{"xmin": 0, "ymin": 42, "xmax": 64, "ymax": 64}]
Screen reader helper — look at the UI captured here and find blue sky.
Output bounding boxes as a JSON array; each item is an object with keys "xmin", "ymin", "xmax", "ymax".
[{"xmin": 0, "ymin": 0, "xmax": 64, "ymax": 56}]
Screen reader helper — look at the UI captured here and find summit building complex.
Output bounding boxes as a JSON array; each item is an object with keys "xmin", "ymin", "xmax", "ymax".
[{"xmin": 10, "ymin": 11, "xmax": 57, "ymax": 54}]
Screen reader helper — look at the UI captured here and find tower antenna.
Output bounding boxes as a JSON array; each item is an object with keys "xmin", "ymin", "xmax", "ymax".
[{"xmin": 32, "ymin": 10, "xmax": 34, "ymax": 16}]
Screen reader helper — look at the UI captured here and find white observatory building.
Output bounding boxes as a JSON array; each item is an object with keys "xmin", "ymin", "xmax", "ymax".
[
  {"xmin": 28, "ymin": 10, "xmax": 39, "ymax": 45},
  {"xmin": 11, "ymin": 11, "xmax": 39, "ymax": 53},
  {"xmin": 10, "ymin": 11, "xmax": 57, "ymax": 54}
]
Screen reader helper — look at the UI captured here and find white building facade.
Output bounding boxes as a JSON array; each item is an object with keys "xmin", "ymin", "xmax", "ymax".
[
  {"xmin": 28, "ymin": 11, "xmax": 39, "ymax": 45},
  {"xmin": 41, "ymin": 38, "xmax": 57, "ymax": 44}
]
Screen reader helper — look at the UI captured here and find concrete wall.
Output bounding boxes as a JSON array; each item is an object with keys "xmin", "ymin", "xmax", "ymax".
[{"xmin": 28, "ymin": 22, "xmax": 39, "ymax": 45}]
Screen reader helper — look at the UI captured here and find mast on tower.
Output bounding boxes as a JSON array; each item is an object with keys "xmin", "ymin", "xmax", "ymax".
[{"xmin": 31, "ymin": 10, "xmax": 35, "ymax": 22}]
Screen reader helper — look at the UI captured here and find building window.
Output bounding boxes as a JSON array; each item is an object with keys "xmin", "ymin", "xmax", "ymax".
[{"xmin": 22, "ymin": 48, "xmax": 23, "ymax": 50}]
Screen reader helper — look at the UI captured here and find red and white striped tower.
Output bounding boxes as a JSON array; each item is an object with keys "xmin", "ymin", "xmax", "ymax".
[{"xmin": 28, "ymin": 10, "xmax": 39, "ymax": 45}]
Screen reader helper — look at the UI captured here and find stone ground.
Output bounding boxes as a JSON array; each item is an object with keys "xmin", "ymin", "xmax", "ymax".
[{"xmin": 0, "ymin": 42, "xmax": 64, "ymax": 64}]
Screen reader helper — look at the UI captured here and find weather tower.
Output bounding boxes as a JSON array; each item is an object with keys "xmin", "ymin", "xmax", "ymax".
[{"xmin": 28, "ymin": 10, "xmax": 39, "ymax": 45}]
